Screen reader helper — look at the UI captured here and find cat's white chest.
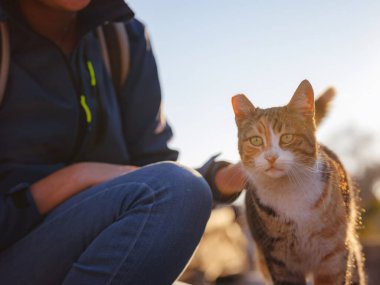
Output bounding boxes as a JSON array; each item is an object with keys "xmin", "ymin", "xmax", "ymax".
[{"xmin": 253, "ymin": 173, "xmax": 324, "ymax": 223}]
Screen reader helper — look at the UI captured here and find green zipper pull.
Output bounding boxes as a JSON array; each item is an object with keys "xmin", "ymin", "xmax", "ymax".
[
  {"xmin": 80, "ymin": 60, "xmax": 96, "ymax": 124},
  {"xmin": 86, "ymin": 60, "xmax": 97, "ymax": 87},
  {"xmin": 80, "ymin": 95, "xmax": 92, "ymax": 123}
]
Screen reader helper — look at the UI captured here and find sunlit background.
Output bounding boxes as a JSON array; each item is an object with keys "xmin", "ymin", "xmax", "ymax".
[
  {"xmin": 126, "ymin": 1, "xmax": 380, "ymax": 283},
  {"xmin": 128, "ymin": 0, "xmax": 380, "ymax": 169}
]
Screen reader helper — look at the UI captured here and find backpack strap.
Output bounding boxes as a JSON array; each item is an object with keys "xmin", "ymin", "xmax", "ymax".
[
  {"xmin": 0, "ymin": 21, "xmax": 10, "ymax": 106},
  {"xmin": 96, "ymin": 22, "xmax": 130, "ymax": 94}
]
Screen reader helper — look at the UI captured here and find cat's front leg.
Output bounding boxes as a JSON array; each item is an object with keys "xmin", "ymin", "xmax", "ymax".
[
  {"xmin": 265, "ymin": 257, "xmax": 306, "ymax": 285},
  {"xmin": 314, "ymin": 245, "xmax": 347, "ymax": 285},
  {"xmin": 314, "ymin": 271, "xmax": 345, "ymax": 285}
]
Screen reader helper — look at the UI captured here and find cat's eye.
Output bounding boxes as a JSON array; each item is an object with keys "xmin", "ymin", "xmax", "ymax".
[
  {"xmin": 280, "ymin": 134, "xmax": 294, "ymax": 144},
  {"xmin": 249, "ymin": 136, "xmax": 263, "ymax": 147}
]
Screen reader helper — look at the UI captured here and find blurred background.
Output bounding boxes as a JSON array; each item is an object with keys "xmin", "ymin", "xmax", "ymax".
[{"xmin": 128, "ymin": 1, "xmax": 380, "ymax": 284}]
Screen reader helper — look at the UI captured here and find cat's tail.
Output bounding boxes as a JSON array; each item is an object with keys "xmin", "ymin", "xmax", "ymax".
[{"xmin": 315, "ymin": 87, "xmax": 336, "ymax": 126}]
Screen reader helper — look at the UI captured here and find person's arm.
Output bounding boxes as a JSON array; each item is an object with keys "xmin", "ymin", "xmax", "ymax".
[
  {"xmin": 119, "ymin": 19, "xmax": 179, "ymax": 166},
  {"xmin": 0, "ymin": 162, "xmax": 137, "ymax": 250},
  {"xmin": 30, "ymin": 162, "xmax": 138, "ymax": 214}
]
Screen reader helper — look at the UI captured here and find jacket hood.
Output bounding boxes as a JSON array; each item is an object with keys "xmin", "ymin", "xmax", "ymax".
[
  {"xmin": 0, "ymin": 0, "xmax": 134, "ymax": 32},
  {"xmin": 79, "ymin": 0, "xmax": 135, "ymax": 33}
]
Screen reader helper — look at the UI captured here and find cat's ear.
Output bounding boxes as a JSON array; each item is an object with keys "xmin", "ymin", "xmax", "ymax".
[
  {"xmin": 232, "ymin": 94, "xmax": 255, "ymax": 122},
  {"xmin": 287, "ymin": 80, "xmax": 315, "ymax": 117}
]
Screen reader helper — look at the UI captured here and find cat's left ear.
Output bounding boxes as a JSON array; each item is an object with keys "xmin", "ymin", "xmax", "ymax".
[
  {"xmin": 232, "ymin": 94, "xmax": 256, "ymax": 123},
  {"xmin": 287, "ymin": 79, "xmax": 315, "ymax": 117}
]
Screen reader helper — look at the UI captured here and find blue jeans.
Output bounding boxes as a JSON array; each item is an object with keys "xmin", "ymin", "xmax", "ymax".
[{"xmin": 0, "ymin": 162, "xmax": 212, "ymax": 285}]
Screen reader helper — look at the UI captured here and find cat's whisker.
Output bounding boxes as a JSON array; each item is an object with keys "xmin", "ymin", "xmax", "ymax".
[
  {"xmin": 287, "ymin": 167, "xmax": 301, "ymax": 188},
  {"xmin": 289, "ymin": 168, "xmax": 308, "ymax": 196}
]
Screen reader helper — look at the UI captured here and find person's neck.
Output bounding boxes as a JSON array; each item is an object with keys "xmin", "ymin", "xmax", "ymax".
[{"xmin": 19, "ymin": 0, "xmax": 79, "ymax": 56}]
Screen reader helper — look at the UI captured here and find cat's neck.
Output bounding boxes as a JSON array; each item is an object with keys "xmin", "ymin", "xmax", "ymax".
[{"xmin": 246, "ymin": 157, "xmax": 325, "ymax": 222}]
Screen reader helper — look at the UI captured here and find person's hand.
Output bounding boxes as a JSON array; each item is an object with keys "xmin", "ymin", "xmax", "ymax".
[
  {"xmin": 31, "ymin": 162, "xmax": 139, "ymax": 214},
  {"xmin": 214, "ymin": 162, "xmax": 246, "ymax": 198}
]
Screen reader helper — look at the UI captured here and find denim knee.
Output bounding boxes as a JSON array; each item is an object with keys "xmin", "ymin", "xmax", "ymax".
[
  {"xmin": 134, "ymin": 161, "xmax": 213, "ymax": 222},
  {"xmin": 153, "ymin": 161, "xmax": 212, "ymax": 204}
]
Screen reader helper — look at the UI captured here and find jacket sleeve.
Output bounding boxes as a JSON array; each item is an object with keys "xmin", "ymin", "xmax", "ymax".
[
  {"xmin": 0, "ymin": 183, "xmax": 43, "ymax": 250},
  {"xmin": 118, "ymin": 19, "xmax": 178, "ymax": 166},
  {"xmin": 0, "ymin": 163, "xmax": 64, "ymax": 250}
]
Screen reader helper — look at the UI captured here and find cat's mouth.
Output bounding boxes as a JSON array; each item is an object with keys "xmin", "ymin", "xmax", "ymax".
[{"xmin": 264, "ymin": 166, "xmax": 285, "ymax": 178}]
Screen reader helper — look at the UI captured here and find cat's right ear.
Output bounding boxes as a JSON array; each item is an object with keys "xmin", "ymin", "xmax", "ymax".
[
  {"xmin": 287, "ymin": 79, "xmax": 315, "ymax": 118},
  {"xmin": 232, "ymin": 94, "xmax": 255, "ymax": 123}
]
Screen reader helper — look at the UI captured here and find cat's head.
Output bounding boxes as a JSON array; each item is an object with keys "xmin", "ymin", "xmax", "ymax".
[{"xmin": 232, "ymin": 80, "xmax": 317, "ymax": 180}]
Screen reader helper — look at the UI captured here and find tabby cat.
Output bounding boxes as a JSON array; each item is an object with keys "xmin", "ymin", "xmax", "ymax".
[{"xmin": 232, "ymin": 80, "xmax": 366, "ymax": 285}]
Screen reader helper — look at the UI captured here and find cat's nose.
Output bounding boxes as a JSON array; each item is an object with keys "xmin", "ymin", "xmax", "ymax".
[{"xmin": 265, "ymin": 154, "xmax": 278, "ymax": 164}]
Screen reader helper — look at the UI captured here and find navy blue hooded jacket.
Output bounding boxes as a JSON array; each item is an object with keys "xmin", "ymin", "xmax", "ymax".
[{"xmin": 0, "ymin": 0, "xmax": 235, "ymax": 250}]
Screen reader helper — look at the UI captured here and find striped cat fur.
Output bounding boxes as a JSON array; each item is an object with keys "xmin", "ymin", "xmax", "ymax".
[{"xmin": 232, "ymin": 80, "xmax": 366, "ymax": 285}]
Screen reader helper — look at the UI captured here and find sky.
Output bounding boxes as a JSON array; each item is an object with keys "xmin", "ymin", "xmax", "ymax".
[{"xmin": 127, "ymin": 0, "xmax": 380, "ymax": 171}]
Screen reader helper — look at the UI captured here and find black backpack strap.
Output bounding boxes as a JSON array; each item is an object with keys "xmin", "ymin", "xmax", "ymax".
[
  {"xmin": 0, "ymin": 21, "xmax": 10, "ymax": 106},
  {"xmin": 96, "ymin": 22, "xmax": 130, "ymax": 95}
]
